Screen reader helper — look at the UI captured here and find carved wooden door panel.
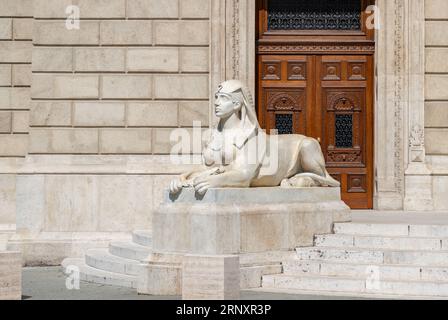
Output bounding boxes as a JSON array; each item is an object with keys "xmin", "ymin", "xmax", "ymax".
[
  {"xmin": 256, "ymin": 0, "xmax": 375, "ymax": 209},
  {"xmin": 257, "ymin": 55, "xmax": 373, "ymax": 209},
  {"xmin": 316, "ymin": 55, "xmax": 374, "ymax": 209}
]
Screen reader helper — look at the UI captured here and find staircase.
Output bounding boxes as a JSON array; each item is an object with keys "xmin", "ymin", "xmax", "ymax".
[
  {"xmin": 62, "ymin": 230, "xmax": 152, "ymax": 289},
  {"xmin": 262, "ymin": 213, "xmax": 448, "ymax": 299}
]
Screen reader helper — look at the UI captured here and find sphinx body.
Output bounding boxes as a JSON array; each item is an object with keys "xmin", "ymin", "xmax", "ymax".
[{"xmin": 170, "ymin": 80, "xmax": 340, "ymax": 196}]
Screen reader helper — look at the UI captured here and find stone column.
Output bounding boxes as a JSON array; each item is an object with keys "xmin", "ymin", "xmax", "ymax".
[
  {"xmin": 374, "ymin": 0, "xmax": 406, "ymax": 210},
  {"xmin": 403, "ymin": 0, "xmax": 434, "ymax": 210}
]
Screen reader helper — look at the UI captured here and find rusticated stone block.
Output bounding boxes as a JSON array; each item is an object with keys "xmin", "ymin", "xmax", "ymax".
[
  {"xmin": 127, "ymin": 102, "xmax": 178, "ymax": 127},
  {"xmin": 74, "ymin": 48, "xmax": 125, "ymax": 72},
  {"xmin": 127, "ymin": 48, "xmax": 178, "ymax": 72},
  {"xmin": 74, "ymin": 102, "xmax": 125, "ymax": 127},
  {"xmin": 154, "ymin": 75, "xmax": 208, "ymax": 99},
  {"xmin": 32, "ymin": 47, "xmax": 73, "ymax": 72},
  {"xmin": 127, "ymin": 0, "xmax": 178, "ymax": 18},
  {"xmin": 32, "ymin": 74, "xmax": 99, "ymax": 99},
  {"xmin": 29, "ymin": 128, "xmax": 99, "ymax": 154},
  {"xmin": 100, "ymin": 129, "xmax": 152, "ymax": 154},
  {"xmin": 100, "ymin": 21, "xmax": 152, "ymax": 45},
  {"xmin": 102, "ymin": 75, "xmax": 152, "ymax": 99},
  {"xmin": 34, "ymin": 21, "xmax": 100, "ymax": 45},
  {"xmin": 30, "ymin": 102, "xmax": 72, "ymax": 126},
  {"xmin": 154, "ymin": 21, "xmax": 209, "ymax": 45}
]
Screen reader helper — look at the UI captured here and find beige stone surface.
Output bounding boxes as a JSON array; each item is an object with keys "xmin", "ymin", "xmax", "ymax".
[
  {"xmin": 426, "ymin": 129, "xmax": 448, "ymax": 155},
  {"xmin": 152, "ymin": 129, "xmax": 175, "ymax": 154},
  {"xmin": 0, "ymin": 112, "xmax": 11, "ymax": 133},
  {"xmin": 0, "ymin": 0, "xmax": 33, "ymax": 17},
  {"xmin": 425, "ymin": 102, "xmax": 448, "ymax": 128},
  {"xmin": 0, "ymin": 65, "xmax": 11, "ymax": 86},
  {"xmin": 0, "ymin": 135, "xmax": 28, "ymax": 156},
  {"xmin": 101, "ymin": 75, "xmax": 152, "ymax": 99},
  {"xmin": 0, "ymin": 42, "xmax": 31, "ymax": 63},
  {"xmin": 12, "ymin": 64, "xmax": 31, "ymax": 86},
  {"xmin": 180, "ymin": 48, "xmax": 209, "ymax": 73},
  {"xmin": 0, "ymin": 19, "xmax": 12, "ymax": 40},
  {"xmin": 127, "ymin": 0, "xmax": 179, "ymax": 18},
  {"xmin": 426, "ymin": 48, "xmax": 448, "ymax": 73},
  {"xmin": 12, "ymin": 111, "xmax": 29, "ymax": 133},
  {"xmin": 426, "ymin": 21, "xmax": 448, "ymax": 46},
  {"xmin": 180, "ymin": 0, "xmax": 210, "ymax": 18},
  {"xmin": 425, "ymin": 0, "xmax": 448, "ymax": 19},
  {"xmin": 127, "ymin": 48, "xmax": 178, "ymax": 72},
  {"xmin": 0, "ymin": 251, "xmax": 21, "ymax": 300},
  {"xmin": 73, "ymin": 102, "xmax": 125, "ymax": 127},
  {"xmin": 179, "ymin": 101, "xmax": 209, "ymax": 127},
  {"xmin": 29, "ymin": 129, "xmax": 99, "ymax": 154},
  {"xmin": 30, "ymin": 102, "xmax": 72, "ymax": 126},
  {"xmin": 154, "ymin": 21, "xmax": 209, "ymax": 45},
  {"xmin": 74, "ymin": 48, "xmax": 125, "ymax": 72},
  {"xmin": 32, "ymin": 74, "xmax": 99, "ymax": 99},
  {"xmin": 425, "ymin": 75, "xmax": 448, "ymax": 100},
  {"xmin": 100, "ymin": 129, "xmax": 152, "ymax": 154},
  {"xmin": 32, "ymin": 47, "xmax": 73, "ymax": 72},
  {"xmin": 127, "ymin": 102, "xmax": 178, "ymax": 127},
  {"xmin": 76, "ymin": 0, "xmax": 126, "ymax": 19},
  {"xmin": 33, "ymin": 0, "xmax": 71, "ymax": 18},
  {"xmin": 0, "ymin": 175, "xmax": 16, "ymax": 225},
  {"xmin": 34, "ymin": 21, "xmax": 100, "ymax": 45},
  {"xmin": 154, "ymin": 75, "xmax": 208, "ymax": 99},
  {"xmin": 100, "ymin": 21, "xmax": 152, "ymax": 45},
  {"xmin": 154, "ymin": 188, "xmax": 350, "ymax": 255},
  {"xmin": 182, "ymin": 255, "xmax": 240, "ymax": 300},
  {"xmin": 13, "ymin": 18, "xmax": 32, "ymax": 40},
  {"xmin": 0, "ymin": 87, "xmax": 30, "ymax": 109}
]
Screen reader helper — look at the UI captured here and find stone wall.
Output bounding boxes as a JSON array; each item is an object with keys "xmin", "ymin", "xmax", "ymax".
[
  {"xmin": 0, "ymin": 0, "xmax": 32, "ymax": 157},
  {"xmin": 425, "ymin": 0, "xmax": 448, "ymax": 209},
  {"xmin": 31, "ymin": 0, "xmax": 210, "ymax": 155},
  {"xmin": 425, "ymin": 0, "xmax": 448, "ymax": 155},
  {"xmin": 1, "ymin": 0, "xmax": 210, "ymax": 264}
]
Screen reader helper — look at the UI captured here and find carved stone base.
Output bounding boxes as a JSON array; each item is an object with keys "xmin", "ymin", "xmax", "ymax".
[{"xmin": 137, "ymin": 187, "xmax": 350, "ymax": 295}]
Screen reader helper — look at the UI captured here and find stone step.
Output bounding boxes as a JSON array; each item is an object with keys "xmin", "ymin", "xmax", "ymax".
[
  {"xmin": 109, "ymin": 241, "xmax": 151, "ymax": 261},
  {"xmin": 334, "ymin": 222, "xmax": 448, "ymax": 238},
  {"xmin": 85, "ymin": 248, "xmax": 143, "ymax": 276},
  {"xmin": 262, "ymin": 274, "xmax": 448, "ymax": 297},
  {"xmin": 315, "ymin": 234, "xmax": 444, "ymax": 251},
  {"xmin": 132, "ymin": 230, "xmax": 152, "ymax": 247},
  {"xmin": 283, "ymin": 259, "xmax": 448, "ymax": 282},
  {"xmin": 61, "ymin": 258, "xmax": 137, "ymax": 289},
  {"xmin": 296, "ymin": 247, "xmax": 448, "ymax": 266}
]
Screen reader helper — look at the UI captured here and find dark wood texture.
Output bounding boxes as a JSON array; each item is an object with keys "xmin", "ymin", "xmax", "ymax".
[{"xmin": 256, "ymin": 0, "xmax": 374, "ymax": 209}]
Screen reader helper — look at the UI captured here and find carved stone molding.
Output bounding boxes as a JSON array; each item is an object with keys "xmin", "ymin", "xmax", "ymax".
[{"xmin": 257, "ymin": 44, "xmax": 375, "ymax": 55}]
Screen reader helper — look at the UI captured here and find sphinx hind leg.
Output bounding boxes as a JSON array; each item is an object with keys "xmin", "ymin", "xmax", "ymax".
[
  {"xmin": 281, "ymin": 138, "xmax": 333, "ymax": 188},
  {"xmin": 298, "ymin": 138, "xmax": 328, "ymax": 177}
]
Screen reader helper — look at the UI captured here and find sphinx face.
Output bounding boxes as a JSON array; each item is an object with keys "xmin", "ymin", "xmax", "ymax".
[{"xmin": 214, "ymin": 93, "xmax": 237, "ymax": 118}]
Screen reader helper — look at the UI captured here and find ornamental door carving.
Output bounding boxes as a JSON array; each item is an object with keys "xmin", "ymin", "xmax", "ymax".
[{"xmin": 257, "ymin": 0, "xmax": 374, "ymax": 209}]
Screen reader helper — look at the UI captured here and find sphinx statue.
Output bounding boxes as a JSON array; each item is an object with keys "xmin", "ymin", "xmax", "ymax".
[{"xmin": 169, "ymin": 80, "xmax": 340, "ymax": 196}]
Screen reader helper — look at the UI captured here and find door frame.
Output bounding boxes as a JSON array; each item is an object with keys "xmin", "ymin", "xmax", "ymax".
[{"xmin": 209, "ymin": 0, "xmax": 433, "ymax": 210}]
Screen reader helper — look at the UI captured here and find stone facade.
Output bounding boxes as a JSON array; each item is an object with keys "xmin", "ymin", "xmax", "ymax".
[{"xmin": 0, "ymin": 0, "xmax": 447, "ymax": 265}]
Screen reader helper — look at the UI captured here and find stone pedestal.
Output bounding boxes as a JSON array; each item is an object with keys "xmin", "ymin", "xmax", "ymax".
[
  {"xmin": 0, "ymin": 251, "xmax": 21, "ymax": 300},
  {"xmin": 182, "ymin": 255, "xmax": 240, "ymax": 300},
  {"xmin": 138, "ymin": 187, "xmax": 350, "ymax": 296}
]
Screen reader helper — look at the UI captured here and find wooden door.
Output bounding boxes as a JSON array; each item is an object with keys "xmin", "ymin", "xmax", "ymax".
[{"xmin": 256, "ymin": 0, "xmax": 375, "ymax": 209}]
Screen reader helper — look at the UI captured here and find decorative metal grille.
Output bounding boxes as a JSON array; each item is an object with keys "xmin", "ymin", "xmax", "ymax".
[
  {"xmin": 335, "ymin": 114, "xmax": 353, "ymax": 148},
  {"xmin": 275, "ymin": 114, "xmax": 293, "ymax": 134},
  {"xmin": 268, "ymin": 0, "xmax": 361, "ymax": 31}
]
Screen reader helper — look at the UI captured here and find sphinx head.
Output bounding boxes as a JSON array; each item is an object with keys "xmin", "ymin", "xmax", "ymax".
[{"xmin": 214, "ymin": 80, "xmax": 247, "ymax": 119}]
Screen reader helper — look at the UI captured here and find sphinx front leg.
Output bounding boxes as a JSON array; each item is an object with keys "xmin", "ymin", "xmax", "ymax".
[{"xmin": 193, "ymin": 169, "xmax": 253, "ymax": 195}]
